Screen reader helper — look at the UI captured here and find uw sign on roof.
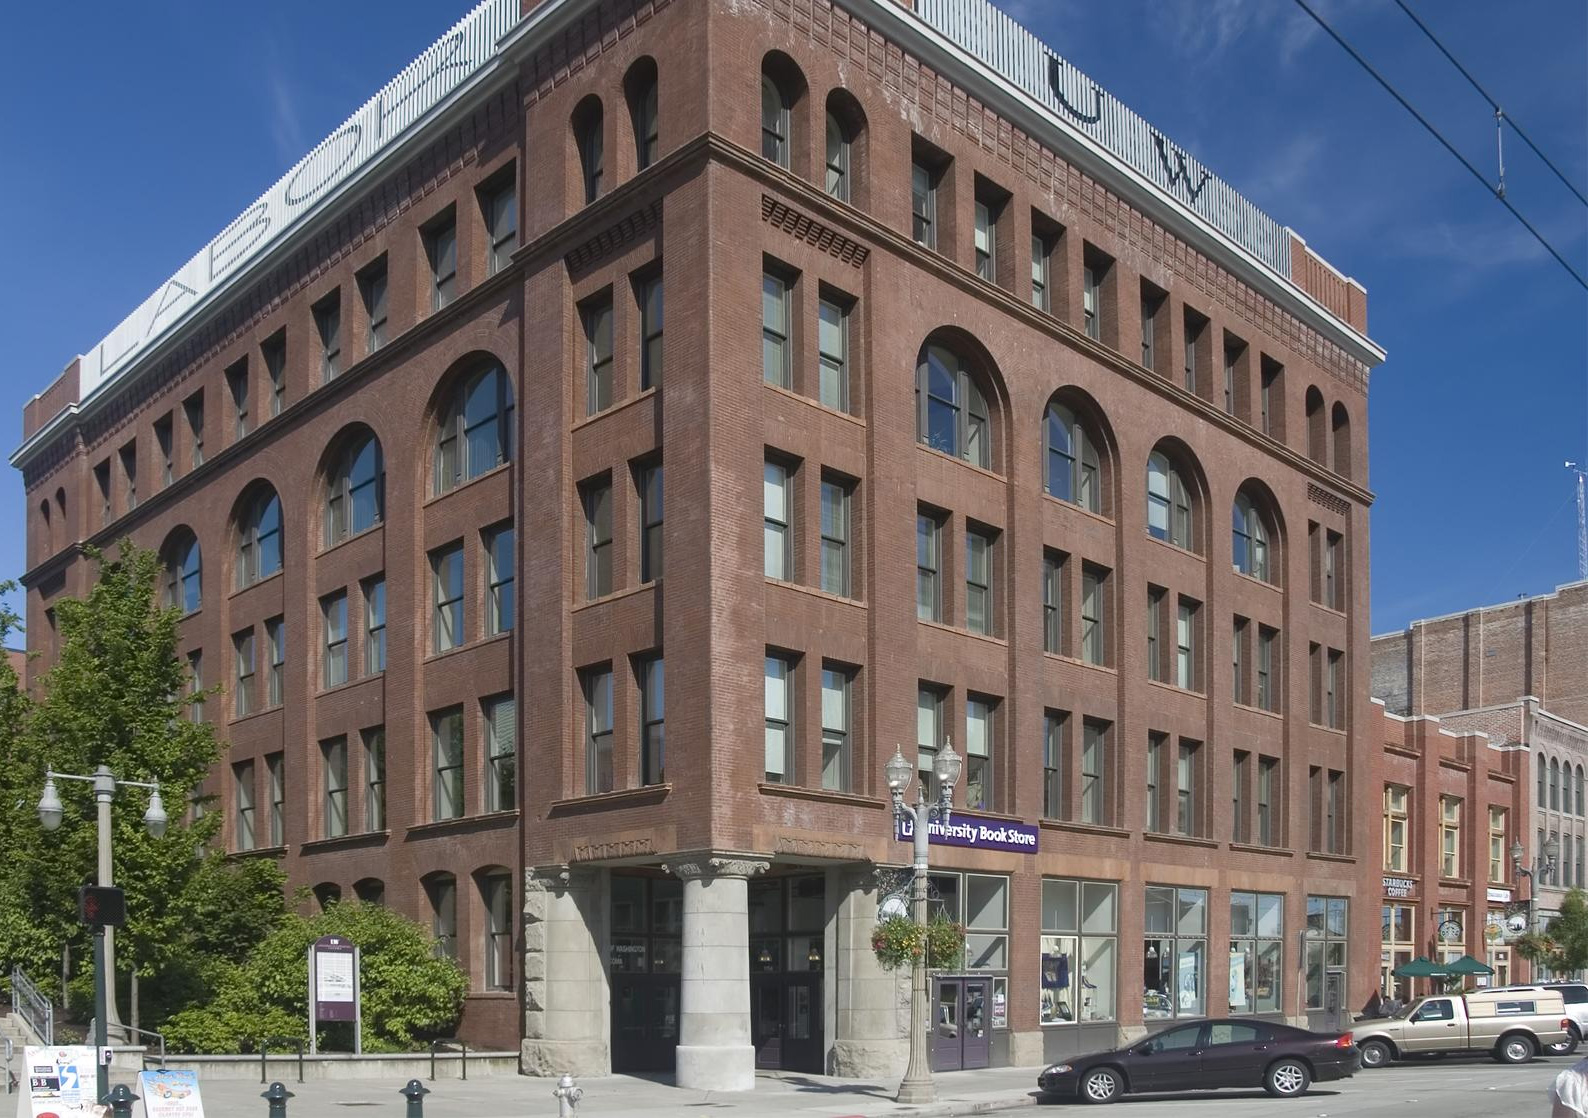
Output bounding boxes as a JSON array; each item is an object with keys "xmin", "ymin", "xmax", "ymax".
[{"xmin": 913, "ymin": 0, "xmax": 1294, "ymax": 280}]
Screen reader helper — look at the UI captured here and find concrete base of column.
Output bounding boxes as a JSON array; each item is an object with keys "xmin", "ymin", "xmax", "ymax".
[
  {"xmin": 1009, "ymin": 1030, "xmax": 1045, "ymax": 1066},
  {"xmin": 520, "ymin": 1038, "xmax": 609, "ymax": 1078},
  {"xmin": 831, "ymin": 1037, "xmax": 908, "ymax": 1078},
  {"xmin": 675, "ymin": 1044, "xmax": 757, "ymax": 1091}
]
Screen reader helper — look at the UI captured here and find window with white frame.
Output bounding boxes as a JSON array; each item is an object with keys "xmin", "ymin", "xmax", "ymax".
[
  {"xmin": 584, "ymin": 667, "xmax": 614, "ymax": 794},
  {"xmin": 820, "ymin": 664, "xmax": 852, "ymax": 793},
  {"xmin": 1228, "ymin": 892, "xmax": 1283, "ymax": 1015},
  {"xmin": 1041, "ymin": 878, "xmax": 1118, "ymax": 1025},
  {"xmin": 432, "ymin": 544, "xmax": 464, "ymax": 653},
  {"xmin": 484, "ymin": 694, "xmax": 516, "ymax": 813},
  {"xmin": 482, "ymin": 871, "xmax": 514, "ymax": 990},
  {"xmin": 765, "ymin": 655, "xmax": 793, "ymax": 784},
  {"xmin": 763, "ymin": 461, "xmax": 791, "ymax": 579},
  {"xmin": 364, "ymin": 727, "xmax": 385, "ymax": 831},
  {"xmin": 322, "ymin": 592, "xmax": 348, "ymax": 689},
  {"xmin": 964, "ymin": 696, "xmax": 995, "ymax": 811},
  {"xmin": 432, "ymin": 707, "xmax": 464, "ymax": 821},
  {"xmin": 322, "ymin": 737, "xmax": 348, "ymax": 839}
]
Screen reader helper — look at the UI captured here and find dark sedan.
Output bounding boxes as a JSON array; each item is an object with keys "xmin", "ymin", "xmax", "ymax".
[{"xmin": 1037, "ymin": 1019, "xmax": 1359, "ymax": 1104}]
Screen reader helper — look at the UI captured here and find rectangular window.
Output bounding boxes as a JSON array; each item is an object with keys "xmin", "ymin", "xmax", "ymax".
[
  {"xmin": 584, "ymin": 480, "xmax": 613, "ymax": 599},
  {"xmin": 965, "ymin": 529, "xmax": 994, "ymax": 636},
  {"xmin": 819, "ymin": 477, "xmax": 850, "ymax": 597},
  {"xmin": 1140, "ymin": 286, "xmax": 1163, "ymax": 371},
  {"xmin": 1260, "ymin": 357, "xmax": 1281, "ymax": 435},
  {"xmin": 1232, "ymin": 616, "xmax": 1249, "ymax": 705},
  {"xmin": 432, "ymin": 707, "xmax": 465, "ymax": 820},
  {"xmin": 1489, "ymin": 806, "xmax": 1508, "ymax": 884},
  {"xmin": 1144, "ymin": 884, "xmax": 1207, "ymax": 1019},
  {"xmin": 429, "ymin": 876, "xmax": 457, "ymax": 960},
  {"xmin": 363, "ymin": 576, "xmax": 386, "ymax": 675},
  {"xmin": 1257, "ymin": 757, "xmax": 1277, "ymax": 846},
  {"xmin": 1175, "ymin": 599, "xmax": 1197, "ymax": 690},
  {"xmin": 119, "ymin": 441, "xmax": 138, "ymax": 510},
  {"xmin": 359, "ymin": 259, "xmax": 389, "ymax": 352},
  {"xmin": 1081, "ymin": 719, "xmax": 1109, "ymax": 825},
  {"xmin": 910, "ymin": 162, "xmax": 937, "ymax": 249},
  {"xmin": 484, "ymin": 694, "xmax": 516, "ymax": 813},
  {"xmin": 763, "ymin": 460, "xmax": 791, "ymax": 579},
  {"xmin": 432, "ymin": 544, "xmax": 464, "ymax": 653},
  {"xmin": 764, "ymin": 655, "xmax": 792, "ymax": 783},
  {"xmin": 485, "ymin": 525, "xmax": 515, "ymax": 635},
  {"xmin": 1040, "ymin": 878, "xmax": 1119, "ymax": 1025},
  {"xmin": 1183, "ymin": 310, "xmax": 1205, "ymax": 393},
  {"xmin": 1257, "ymin": 626, "xmax": 1279, "ymax": 712},
  {"xmin": 639, "ymin": 273, "xmax": 664, "ymax": 390},
  {"xmin": 820, "ymin": 664, "xmax": 852, "ymax": 793},
  {"xmin": 262, "ymin": 332, "xmax": 286, "ymax": 417},
  {"xmin": 322, "ymin": 737, "xmax": 348, "ymax": 838},
  {"xmin": 1177, "ymin": 740, "xmax": 1199, "ymax": 837},
  {"xmin": 1325, "ymin": 530, "xmax": 1344, "ymax": 610},
  {"xmin": 1043, "ymin": 711, "xmax": 1067, "ymax": 820},
  {"xmin": 265, "ymin": 617, "xmax": 284, "ymax": 708},
  {"xmin": 917, "ymin": 685, "xmax": 944, "ymax": 800},
  {"xmin": 483, "ymin": 176, "xmax": 517, "ymax": 276},
  {"xmin": 1326, "ymin": 648, "xmax": 1344, "ymax": 728},
  {"xmin": 638, "ymin": 465, "xmax": 664, "ymax": 583},
  {"xmin": 155, "ymin": 415, "xmax": 174, "ymax": 488},
  {"xmin": 1326, "ymin": 770, "xmax": 1345, "ymax": 853},
  {"xmin": 425, "ymin": 212, "xmax": 458, "ymax": 310},
  {"xmin": 94, "ymin": 460, "xmax": 110, "ymax": 524},
  {"xmin": 1081, "ymin": 566, "xmax": 1106, "ymax": 666},
  {"xmin": 916, "ymin": 512, "xmax": 942, "ymax": 622},
  {"xmin": 1146, "ymin": 587, "xmax": 1165, "ymax": 682},
  {"xmin": 266, "ymin": 753, "xmax": 285, "ymax": 846},
  {"xmin": 233, "ymin": 629, "xmax": 255, "ymax": 718},
  {"xmin": 974, "ymin": 200, "xmax": 996, "ymax": 281},
  {"xmin": 226, "ymin": 359, "xmax": 250, "ymax": 439},
  {"xmin": 761, "ymin": 271, "xmax": 791, "ymax": 387},
  {"xmin": 1229, "ymin": 891, "xmax": 1284, "ymax": 1015},
  {"xmin": 585, "ymin": 296, "xmax": 614, "ymax": 415},
  {"xmin": 817, "ymin": 296, "xmax": 849, "ymax": 412},
  {"xmin": 1222, "ymin": 340, "xmax": 1240, "ymax": 415},
  {"xmin": 1441, "ymin": 795, "xmax": 1461, "ymax": 878},
  {"xmin": 1030, "ymin": 232, "xmax": 1051, "ymax": 311},
  {"xmin": 363, "ymin": 727, "xmax": 386, "ymax": 831},
  {"xmin": 640, "ymin": 657, "xmax": 665, "ymax": 786},
  {"xmin": 1232, "ymin": 750, "xmax": 1250, "ymax": 844},
  {"xmin": 1082, "ymin": 262, "xmax": 1100, "ymax": 340},
  {"xmin": 1304, "ymin": 896, "xmax": 1348, "ymax": 1010},
  {"xmin": 483, "ymin": 872, "xmax": 514, "ymax": 990},
  {"xmin": 314, "ymin": 291, "xmax": 342, "ymax": 382},
  {"xmin": 184, "ymin": 392, "xmax": 205, "ymax": 468},
  {"xmin": 233, "ymin": 760, "xmax": 255, "ymax": 851},
  {"xmin": 187, "ymin": 650, "xmax": 205, "ymax": 723},
  {"xmin": 1145, "ymin": 732, "xmax": 1164, "ymax": 832},
  {"xmin": 1384, "ymin": 785, "xmax": 1408, "ymax": 872},
  {"xmin": 1042, "ymin": 552, "xmax": 1064, "ymax": 654},
  {"xmin": 964, "ymin": 696, "xmax": 995, "ymax": 811},
  {"xmin": 584, "ymin": 667, "xmax": 614, "ymax": 794},
  {"xmin": 322, "ymin": 592, "xmax": 348, "ymax": 689}
]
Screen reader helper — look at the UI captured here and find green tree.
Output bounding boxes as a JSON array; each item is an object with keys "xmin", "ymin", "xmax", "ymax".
[
  {"xmin": 1514, "ymin": 887, "xmax": 1588, "ymax": 974},
  {"xmin": 0, "ymin": 543, "xmax": 287, "ymax": 1029},
  {"xmin": 163, "ymin": 902, "xmax": 468, "ymax": 1053}
]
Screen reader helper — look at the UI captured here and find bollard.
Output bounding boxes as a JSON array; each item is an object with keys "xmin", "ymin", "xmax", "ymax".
[
  {"xmin": 399, "ymin": 1078, "xmax": 431, "ymax": 1118},
  {"xmin": 104, "ymin": 1083, "xmax": 139, "ymax": 1118},
  {"xmin": 262, "ymin": 1080, "xmax": 294, "ymax": 1116},
  {"xmin": 552, "ymin": 1072, "xmax": 583, "ymax": 1117}
]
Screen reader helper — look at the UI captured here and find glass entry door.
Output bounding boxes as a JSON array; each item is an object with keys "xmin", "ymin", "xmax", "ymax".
[{"xmin": 932, "ymin": 977, "xmax": 991, "ymax": 1071}]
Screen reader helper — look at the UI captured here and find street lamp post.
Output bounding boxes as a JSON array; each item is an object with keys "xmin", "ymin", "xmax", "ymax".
[
  {"xmin": 885, "ymin": 740, "xmax": 961, "ymax": 1106},
  {"xmin": 38, "ymin": 764, "xmax": 167, "ymax": 1103},
  {"xmin": 1511, "ymin": 836, "xmax": 1561, "ymax": 974}
]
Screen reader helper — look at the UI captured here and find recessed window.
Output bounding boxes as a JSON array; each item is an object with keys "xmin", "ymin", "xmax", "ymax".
[
  {"xmin": 434, "ymin": 365, "xmax": 513, "ymax": 493},
  {"xmin": 432, "ymin": 707, "xmax": 465, "ymax": 821},
  {"xmin": 314, "ymin": 291, "xmax": 342, "ymax": 383},
  {"xmin": 917, "ymin": 685, "xmax": 944, "ymax": 800},
  {"xmin": 1044, "ymin": 402, "xmax": 1101, "ymax": 512},
  {"xmin": 639, "ymin": 465, "xmax": 664, "ymax": 583},
  {"xmin": 584, "ymin": 296, "xmax": 615, "ymax": 415},
  {"xmin": 1080, "ymin": 719, "xmax": 1109, "ymax": 825},
  {"xmin": 577, "ymin": 100, "xmax": 605, "ymax": 203},
  {"xmin": 820, "ymin": 663, "xmax": 852, "ymax": 793},
  {"xmin": 484, "ymin": 694, "xmax": 516, "ymax": 812},
  {"xmin": 485, "ymin": 525, "xmax": 515, "ymax": 635},
  {"xmin": 322, "ymin": 592, "xmax": 348, "ymax": 689},
  {"xmin": 233, "ymin": 629, "xmax": 256, "ymax": 719},
  {"xmin": 638, "ymin": 273, "xmax": 664, "ymax": 391},
  {"xmin": 631, "ymin": 68, "xmax": 660, "ymax": 170},
  {"xmin": 761, "ymin": 75, "xmax": 791, "ymax": 167},
  {"xmin": 584, "ymin": 479, "xmax": 613, "ymax": 599},
  {"xmin": 911, "ymin": 160, "xmax": 938, "ymax": 250},
  {"xmin": 325, "ymin": 432, "xmax": 384, "ymax": 547},
  {"xmin": 236, "ymin": 487, "xmax": 282, "ymax": 588},
  {"xmin": 427, "ymin": 874, "xmax": 458, "ymax": 959},
  {"xmin": 262, "ymin": 332, "xmax": 286, "ymax": 417},
  {"xmin": 974, "ymin": 199, "xmax": 996, "ymax": 281},
  {"xmin": 265, "ymin": 617, "xmax": 284, "ymax": 708},
  {"xmin": 162, "ymin": 532, "xmax": 202, "ymax": 615},
  {"xmin": 817, "ymin": 296, "xmax": 850, "ymax": 413},
  {"xmin": 1175, "ymin": 598, "xmax": 1198, "ymax": 691},
  {"xmin": 184, "ymin": 392, "xmax": 205, "ymax": 468},
  {"xmin": 763, "ymin": 460, "xmax": 791, "ymax": 580},
  {"xmin": 1232, "ymin": 494, "xmax": 1271, "ymax": 581},
  {"xmin": 761, "ymin": 271, "xmax": 791, "ymax": 388},
  {"xmin": 964, "ymin": 697, "xmax": 995, "ymax": 811},
  {"xmin": 119, "ymin": 441, "xmax": 137, "ymax": 510},
  {"xmin": 424, "ymin": 211, "xmax": 458, "ymax": 310},
  {"xmin": 916, "ymin": 512, "xmax": 942, "ymax": 622},
  {"xmin": 1146, "ymin": 452, "xmax": 1192, "ymax": 550},
  {"xmin": 265, "ymin": 755, "xmax": 285, "ymax": 846},
  {"xmin": 359, "ymin": 258, "xmax": 389, "ymax": 352},
  {"xmin": 481, "ymin": 172, "xmax": 517, "ymax": 276},
  {"xmin": 1042, "ymin": 551, "xmax": 1065, "ymax": 654},
  {"xmin": 322, "ymin": 737, "xmax": 348, "ymax": 839},
  {"xmin": 640, "ymin": 657, "xmax": 665, "ymax": 786},
  {"xmin": 363, "ymin": 727, "xmax": 386, "ymax": 831},
  {"xmin": 824, "ymin": 111, "xmax": 850, "ymax": 201},
  {"xmin": 819, "ymin": 477, "xmax": 851, "ymax": 597},
  {"xmin": 1080, "ymin": 565, "xmax": 1107, "ymax": 666},
  {"xmin": 1183, "ymin": 310, "xmax": 1206, "ymax": 395},
  {"xmin": 431, "ymin": 544, "xmax": 464, "ymax": 654},
  {"xmin": 188, "ymin": 650, "xmax": 205, "ymax": 724},
  {"xmin": 764, "ymin": 654, "xmax": 793, "ymax": 783},
  {"xmin": 226, "ymin": 359, "xmax": 251, "ymax": 439},
  {"xmin": 155, "ymin": 415, "xmax": 174, "ymax": 488},
  {"xmin": 233, "ymin": 759, "xmax": 256, "ymax": 851},
  {"xmin": 1257, "ymin": 626, "xmax": 1279, "ymax": 712},
  {"xmin": 1140, "ymin": 283, "xmax": 1165, "ymax": 373},
  {"xmin": 1146, "ymin": 586, "xmax": 1165, "ymax": 683},
  {"xmin": 1042, "ymin": 712, "xmax": 1067, "ymax": 819},
  {"xmin": 363, "ymin": 576, "xmax": 386, "ymax": 675},
  {"xmin": 583, "ymin": 667, "xmax": 614, "ymax": 794},
  {"xmin": 482, "ymin": 871, "xmax": 514, "ymax": 990},
  {"xmin": 965, "ymin": 529, "xmax": 995, "ymax": 636},
  {"xmin": 916, "ymin": 344, "xmax": 991, "ymax": 469}
]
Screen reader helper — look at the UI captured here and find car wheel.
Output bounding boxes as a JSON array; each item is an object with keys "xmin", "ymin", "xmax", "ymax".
[
  {"xmin": 1358, "ymin": 1039, "xmax": 1393, "ymax": 1069},
  {"xmin": 1079, "ymin": 1066, "xmax": 1123, "ymax": 1104},
  {"xmin": 1265, "ymin": 1058, "xmax": 1312, "ymax": 1099},
  {"xmin": 1496, "ymin": 1034, "xmax": 1537, "ymax": 1064},
  {"xmin": 1546, "ymin": 1026, "xmax": 1581, "ymax": 1057}
]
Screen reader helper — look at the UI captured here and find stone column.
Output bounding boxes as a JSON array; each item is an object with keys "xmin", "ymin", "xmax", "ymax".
[
  {"xmin": 521, "ymin": 866, "xmax": 608, "ymax": 1076},
  {"xmin": 832, "ymin": 868, "xmax": 910, "ymax": 1077},
  {"xmin": 664, "ymin": 853, "xmax": 769, "ymax": 1091}
]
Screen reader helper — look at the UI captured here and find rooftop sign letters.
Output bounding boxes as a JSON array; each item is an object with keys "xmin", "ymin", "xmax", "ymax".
[
  {"xmin": 896, "ymin": 811, "xmax": 1039, "ymax": 854},
  {"xmin": 912, "ymin": 0, "xmax": 1293, "ymax": 278},
  {"xmin": 78, "ymin": 0, "xmax": 519, "ymax": 400}
]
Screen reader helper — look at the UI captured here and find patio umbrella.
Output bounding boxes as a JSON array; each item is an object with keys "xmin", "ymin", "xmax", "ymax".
[
  {"xmin": 1443, "ymin": 954, "xmax": 1494, "ymax": 976},
  {"xmin": 1392, "ymin": 955, "xmax": 1449, "ymax": 978}
]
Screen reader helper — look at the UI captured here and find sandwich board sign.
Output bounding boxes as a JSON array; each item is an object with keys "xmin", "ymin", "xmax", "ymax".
[
  {"xmin": 136, "ymin": 1069, "xmax": 205, "ymax": 1118},
  {"xmin": 17, "ymin": 1046, "xmax": 101, "ymax": 1117}
]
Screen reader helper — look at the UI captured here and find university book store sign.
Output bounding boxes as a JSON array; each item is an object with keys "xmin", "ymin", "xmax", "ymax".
[{"xmin": 896, "ymin": 811, "xmax": 1039, "ymax": 854}]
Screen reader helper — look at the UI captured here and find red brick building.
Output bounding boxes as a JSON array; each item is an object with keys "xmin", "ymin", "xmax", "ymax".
[{"xmin": 14, "ymin": 0, "xmax": 1385, "ymax": 1085}]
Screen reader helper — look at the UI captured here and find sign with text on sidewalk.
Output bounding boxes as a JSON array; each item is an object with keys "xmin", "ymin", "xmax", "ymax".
[
  {"xmin": 137, "ymin": 1069, "xmax": 206, "ymax": 1118},
  {"xmin": 18, "ymin": 1046, "xmax": 100, "ymax": 1118},
  {"xmin": 896, "ymin": 811, "xmax": 1039, "ymax": 854}
]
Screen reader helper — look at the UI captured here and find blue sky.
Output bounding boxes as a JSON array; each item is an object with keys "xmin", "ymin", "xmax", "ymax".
[{"xmin": 1, "ymin": 0, "xmax": 1584, "ymax": 639}]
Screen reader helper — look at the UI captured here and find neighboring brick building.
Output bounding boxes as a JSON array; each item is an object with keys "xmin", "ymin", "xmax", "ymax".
[{"xmin": 14, "ymin": 0, "xmax": 1384, "ymax": 1086}]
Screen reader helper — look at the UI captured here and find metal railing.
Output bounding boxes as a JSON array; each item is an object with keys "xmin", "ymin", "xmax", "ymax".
[
  {"xmin": 125, "ymin": 1024, "xmax": 167, "ymax": 1068},
  {"xmin": 8, "ymin": 966, "xmax": 53, "ymax": 1046},
  {"xmin": 259, "ymin": 1036, "xmax": 306, "ymax": 1084},
  {"xmin": 429, "ymin": 1037, "xmax": 468, "ymax": 1081}
]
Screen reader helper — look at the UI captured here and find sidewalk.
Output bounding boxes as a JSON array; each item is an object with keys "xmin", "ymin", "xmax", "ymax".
[{"xmin": 110, "ymin": 1064, "xmax": 1048, "ymax": 1116}]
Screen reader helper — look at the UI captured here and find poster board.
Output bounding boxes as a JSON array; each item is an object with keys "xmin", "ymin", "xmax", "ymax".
[
  {"xmin": 16, "ymin": 1046, "xmax": 102, "ymax": 1118},
  {"xmin": 135, "ymin": 1070, "xmax": 204, "ymax": 1118}
]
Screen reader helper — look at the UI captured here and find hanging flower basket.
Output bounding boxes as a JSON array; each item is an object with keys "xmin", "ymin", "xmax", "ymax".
[{"xmin": 872, "ymin": 914, "xmax": 967, "ymax": 971}]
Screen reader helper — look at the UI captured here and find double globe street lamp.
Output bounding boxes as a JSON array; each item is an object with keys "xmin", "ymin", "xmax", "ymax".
[
  {"xmin": 1511, "ymin": 835, "xmax": 1561, "ymax": 940},
  {"xmin": 885, "ymin": 740, "xmax": 961, "ymax": 1106},
  {"xmin": 38, "ymin": 764, "xmax": 168, "ymax": 1104}
]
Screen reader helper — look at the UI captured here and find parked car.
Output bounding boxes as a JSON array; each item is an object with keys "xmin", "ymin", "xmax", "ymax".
[
  {"xmin": 1486, "ymin": 982, "xmax": 1588, "ymax": 1055},
  {"xmin": 1350, "ymin": 987, "xmax": 1570, "ymax": 1067},
  {"xmin": 1036, "ymin": 1019, "xmax": 1358, "ymax": 1104}
]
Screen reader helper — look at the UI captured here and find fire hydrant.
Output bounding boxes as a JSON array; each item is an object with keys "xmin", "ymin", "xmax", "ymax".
[{"xmin": 551, "ymin": 1072, "xmax": 582, "ymax": 1116}]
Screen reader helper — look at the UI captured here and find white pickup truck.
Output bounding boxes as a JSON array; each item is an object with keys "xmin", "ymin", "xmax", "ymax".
[{"xmin": 1351, "ymin": 987, "xmax": 1571, "ymax": 1067}]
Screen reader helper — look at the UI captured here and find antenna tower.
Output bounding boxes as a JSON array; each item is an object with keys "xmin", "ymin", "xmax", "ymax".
[{"xmin": 1569, "ymin": 462, "xmax": 1587, "ymax": 582}]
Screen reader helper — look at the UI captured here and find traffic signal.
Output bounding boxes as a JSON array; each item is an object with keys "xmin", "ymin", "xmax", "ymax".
[{"xmin": 78, "ymin": 885, "xmax": 126, "ymax": 928}]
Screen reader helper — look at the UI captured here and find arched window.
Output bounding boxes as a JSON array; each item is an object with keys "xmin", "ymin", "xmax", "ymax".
[
  {"xmin": 1232, "ymin": 493, "xmax": 1271, "ymax": 581},
  {"xmin": 162, "ymin": 531, "xmax": 202, "ymax": 615},
  {"xmin": 761, "ymin": 74, "xmax": 791, "ymax": 167},
  {"xmin": 574, "ymin": 98, "xmax": 604, "ymax": 204},
  {"xmin": 1551, "ymin": 758, "xmax": 1561, "ymax": 811},
  {"xmin": 236, "ymin": 486, "xmax": 282, "ymax": 589},
  {"xmin": 424, "ymin": 872, "xmax": 458, "ymax": 960},
  {"xmin": 1044, "ymin": 402, "xmax": 1100, "ymax": 513},
  {"xmin": 916, "ymin": 344, "xmax": 990, "ymax": 468},
  {"xmin": 313, "ymin": 882, "xmax": 342, "ymax": 910},
  {"xmin": 325, "ymin": 432, "xmax": 384, "ymax": 546},
  {"xmin": 435, "ymin": 365, "xmax": 514, "ymax": 495},
  {"xmin": 353, "ymin": 878, "xmax": 385, "ymax": 905},
  {"xmin": 1577, "ymin": 765, "xmax": 1584, "ymax": 816},
  {"xmin": 1332, "ymin": 402, "xmax": 1352, "ymax": 480},
  {"xmin": 626, "ymin": 59, "xmax": 659, "ymax": 170},
  {"xmin": 1540, "ymin": 760, "xmax": 1548, "ymax": 806},
  {"xmin": 37, "ymin": 501, "xmax": 51, "ymax": 559},
  {"xmin": 825, "ymin": 112, "xmax": 850, "ymax": 200},
  {"xmin": 1146, "ymin": 452, "xmax": 1192, "ymax": 550},
  {"xmin": 1305, "ymin": 387, "xmax": 1326, "ymax": 465}
]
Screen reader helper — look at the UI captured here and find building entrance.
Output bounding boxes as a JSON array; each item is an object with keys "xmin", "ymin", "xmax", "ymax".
[
  {"xmin": 748, "ymin": 874, "xmax": 827, "ymax": 1073},
  {"xmin": 609, "ymin": 874, "xmax": 682, "ymax": 1073},
  {"xmin": 932, "ymin": 976, "xmax": 991, "ymax": 1071}
]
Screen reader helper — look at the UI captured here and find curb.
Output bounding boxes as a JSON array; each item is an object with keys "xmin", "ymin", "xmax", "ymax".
[{"xmin": 886, "ymin": 1092, "xmax": 1040, "ymax": 1116}]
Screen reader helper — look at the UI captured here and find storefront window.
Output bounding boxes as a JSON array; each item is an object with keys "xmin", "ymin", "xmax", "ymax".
[
  {"xmin": 1144, "ymin": 885, "xmax": 1206, "ymax": 1020},
  {"xmin": 1040, "ymin": 879, "xmax": 1118, "ymax": 1025},
  {"xmin": 610, "ymin": 874, "xmax": 682, "ymax": 974},
  {"xmin": 1229, "ymin": 892, "xmax": 1283, "ymax": 1014},
  {"xmin": 750, "ymin": 875, "xmax": 826, "ymax": 973},
  {"xmin": 1434, "ymin": 907, "xmax": 1466, "ymax": 969},
  {"xmin": 1304, "ymin": 896, "xmax": 1348, "ymax": 1009},
  {"xmin": 1382, "ymin": 903, "xmax": 1415, "ymax": 1000},
  {"xmin": 927, "ymin": 871, "xmax": 1010, "ymax": 1026}
]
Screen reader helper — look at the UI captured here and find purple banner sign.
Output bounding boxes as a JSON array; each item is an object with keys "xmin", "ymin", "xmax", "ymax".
[
  {"xmin": 312, "ymin": 935, "xmax": 358, "ymax": 1023},
  {"xmin": 896, "ymin": 811, "xmax": 1039, "ymax": 854}
]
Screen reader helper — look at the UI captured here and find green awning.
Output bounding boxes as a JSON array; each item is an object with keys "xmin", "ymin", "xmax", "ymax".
[
  {"xmin": 1443, "ymin": 954, "xmax": 1495, "ymax": 976},
  {"xmin": 1392, "ymin": 955, "xmax": 1449, "ymax": 977}
]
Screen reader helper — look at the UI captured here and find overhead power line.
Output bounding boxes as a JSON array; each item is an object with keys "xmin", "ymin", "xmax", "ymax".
[
  {"xmin": 1394, "ymin": 0, "xmax": 1588, "ymax": 209},
  {"xmin": 1292, "ymin": 0, "xmax": 1587, "ymax": 291}
]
